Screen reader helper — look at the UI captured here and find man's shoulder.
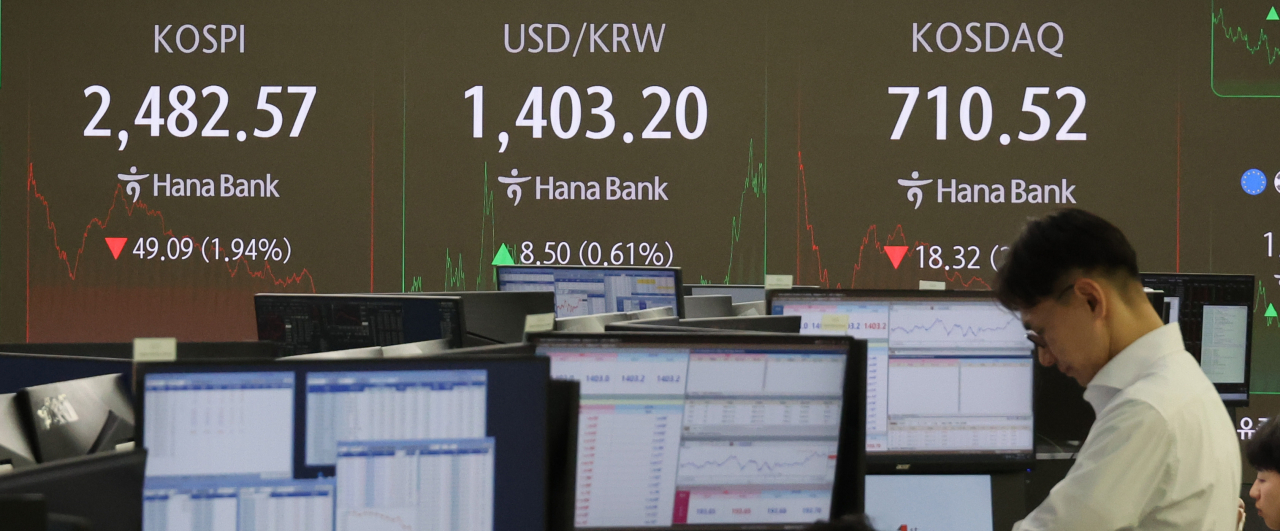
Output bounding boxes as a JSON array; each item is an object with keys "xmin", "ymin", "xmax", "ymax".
[{"xmin": 1104, "ymin": 350, "xmax": 1220, "ymax": 422}]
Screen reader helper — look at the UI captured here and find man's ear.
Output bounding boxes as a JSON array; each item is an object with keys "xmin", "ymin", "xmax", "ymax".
[{"xmin": 1075, "ymin": 278, "xmax": 1107, "ymax": 319}]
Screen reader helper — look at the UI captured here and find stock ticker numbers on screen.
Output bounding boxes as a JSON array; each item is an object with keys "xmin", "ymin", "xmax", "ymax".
[
  {"xmin": 775, "ymin": 293, "xmax": 1035, "ymax": 458},
  {"xmin": 139, "ymin": 356, "xmax": 547, "ymax": 531},
  {"xmin": 6, "ymin": 0, "xmax": 1280, "ymax": 371},
  {"xmin": 542, "ymin": 342, "xmax": 847, "ymax": 528}
]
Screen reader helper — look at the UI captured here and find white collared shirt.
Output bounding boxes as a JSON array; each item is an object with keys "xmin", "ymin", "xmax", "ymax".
[{"xmin": 1013, "ymin": 323, "xmax": 1241, "ymax": 531}]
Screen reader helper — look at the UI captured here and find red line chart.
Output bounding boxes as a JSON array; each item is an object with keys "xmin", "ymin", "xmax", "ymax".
[
  {"xmin": 794, "ymin": 149, "xmax": 990, "ymax": 290},
  {"xmin": 25, "ymin": 160, "xmax": 318, "ymax": 338},
  {"xmin": 26, "ymin": 162, "xmax": 317, "ymax": 288}
]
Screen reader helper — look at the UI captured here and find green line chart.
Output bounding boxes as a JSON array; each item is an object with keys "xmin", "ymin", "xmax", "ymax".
[
  {"xmin": 1210, "ymin": 0, "xmax": 1280, "ymax": 96},
  {"xmin": 441, "ymin": 162, "xmax": 503, "ymax": 291},
  {"xmin": 1213, "ymin": 9, "xmax": 1280, "ymax": 65},
  {"xmin": 704, "ymin": 77, "xmax": 769, "ymax": 286},
  {"xmin": 704, "ymin": 137, "xmax": 768, "ymax": 285},
  {"xmin": 1257, "ymin": 279, "xmax": 1279, "ymax": 326}
]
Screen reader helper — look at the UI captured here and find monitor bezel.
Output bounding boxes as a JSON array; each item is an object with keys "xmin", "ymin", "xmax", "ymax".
[
  {"xmin": 528, "ymin": 331, "xmax": 866, "ymax": 530},
  {"xmin": 0, "ymin": 448, "xmax": 148, "ymax": 531},
  {"xmin": 134, "ymin": 353, "xmax": 551, "ymax": 531},
  {"xmin": 765, "ymin": 288, "xmax": 1036, "ymax": 473},
  {"xmin": 496, "ymin": 264, "xmax": 686, "ymax": 318},
  {"xmin": 1139, "ymin": 272, "xmax": 1253, "ymax": 407}
]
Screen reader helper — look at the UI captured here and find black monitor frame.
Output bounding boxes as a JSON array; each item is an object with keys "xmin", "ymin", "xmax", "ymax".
[
  {"xmin": 20, "ymin": 373, "xmax": 134, "ymax": 463},
  {"xmin": 417, "ymin": 290, "xmax": 556, "ymax": 345},
  {"xmin": 529, "ymin": 331, "xmax": 867, "ymax": 530},
  {"xmin": 254, "ymin": 293, "xmax": 466, "ymax": 355},
  {"xmin": 766, "ymin": 288, "xmax": 1037, "ymax": 474},
  {"xmin": 0, "ymin": 392, "xmax": 37, "ymax": 470},
  {"xmin": 0, "ymin": 449, "xmax": 147, "ymax": 531},
  {"xmin": 135, "ymin": 352, "xmax": 550, "ymax": 531},
  {"xmin": 1139, "ymin": 273, "xmax": 1253, "ymax": 407},
  {"xmin": 497, "ymin": 265, "xmax": 685, "ymax": 318},
  {"xmin": 362, "ymin": 291, "xmax": 556, "ymax": 345}
]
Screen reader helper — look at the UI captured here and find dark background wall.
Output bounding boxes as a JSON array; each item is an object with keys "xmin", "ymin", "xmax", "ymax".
[{"xmin": 4, "ymin": 0, "xmax": 1278, "ymax": 389}]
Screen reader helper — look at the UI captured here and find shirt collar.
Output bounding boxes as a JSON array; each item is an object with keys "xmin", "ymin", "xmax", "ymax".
[{"xmin": 1082, "ymin": 323, "xmax": 1185, "ymax": 414}]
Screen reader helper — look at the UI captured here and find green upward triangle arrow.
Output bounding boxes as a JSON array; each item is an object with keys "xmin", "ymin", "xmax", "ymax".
[
  {"xmin": 492, "ymin": 243, "xmax": 516, "ymax": 266},
  {"xmin": 1268, "ymin": 6, "xmax": 1279, "ymax": 20},
  {"xmin": 1267, "ymin": 304, "xmax": 1278, "ymax": 325}
]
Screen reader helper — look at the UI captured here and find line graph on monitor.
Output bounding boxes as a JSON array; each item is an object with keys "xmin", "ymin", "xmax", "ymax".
[
  {"xmin": 887, "ymin": 303, "xmax": 1029, "ymax": 350},
  {"xmin": 676, "ymin": 441, "xmax": 837, "ymax": 486}
]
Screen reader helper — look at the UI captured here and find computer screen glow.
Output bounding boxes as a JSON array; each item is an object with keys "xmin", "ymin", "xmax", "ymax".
[
  {"xmin": 498, "ymin": 267, "xmax": 678, "ymax": 318},
  {"xmin": 772, "ymin": 295, "xmax": 1034, "ymax": 457},
  {"xmin": 537, "ymin": 340, "xmax": 848, "ymax": 528}
]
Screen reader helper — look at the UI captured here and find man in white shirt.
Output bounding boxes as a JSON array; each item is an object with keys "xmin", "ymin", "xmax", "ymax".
[{"xmin": 995, "ymin": 208, "xmax": 1240, "ymax": 530}]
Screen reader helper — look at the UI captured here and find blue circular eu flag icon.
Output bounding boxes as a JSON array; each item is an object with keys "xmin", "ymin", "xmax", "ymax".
[{"xmin": 1242, "ymin": 169, "xmax": 1267, "ymax": 195}]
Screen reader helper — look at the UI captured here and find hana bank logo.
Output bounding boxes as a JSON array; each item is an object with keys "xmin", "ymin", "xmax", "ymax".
[
  {"xmin": 898, "ymin": 171, "xmax": 933, "ymax": 209},
  {"xmin": 498, "ymin": 168, "xmax": 532, "ymax": 206},
  {"xmin": 118, "ymin": 166, "xmax": 150, "ymax": 203},
  {"xmin": 897, "ymin": 170, "xmax": 1076, "ymax": 207},
  {"xmin": 496, "ymin": 167, "xmax": 670, "ymax": 206}
]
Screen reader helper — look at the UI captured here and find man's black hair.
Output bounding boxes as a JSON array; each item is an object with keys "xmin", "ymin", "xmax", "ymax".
[
  {"xmin": 806, "ymin": 515, "xmax": 878, "ymax": 531},
  {"xmin": 995, "ymin": 208, "xmax": 1140, "ymax": 310},
  {"xmin": 1248, "ymin": 414, "xmax": 1280, "ymax": 472}
]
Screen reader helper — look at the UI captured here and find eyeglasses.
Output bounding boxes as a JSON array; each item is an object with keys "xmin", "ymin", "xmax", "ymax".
[{"xmin": 1025, "ymin": 282, "xmax": 1076, "ymax": 350}]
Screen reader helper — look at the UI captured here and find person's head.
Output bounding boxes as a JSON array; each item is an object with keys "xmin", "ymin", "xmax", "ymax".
[
  {"xmin": 1250, "ymin": 416, "xmax": 1280, "ymax": 529},
  {"xmin": 995, "ymin": 208, "xmax": 1162, "ymax": 386},
  {"xmin": 806, "ymin": 515, "xmax": 878, "ymax": 531}
]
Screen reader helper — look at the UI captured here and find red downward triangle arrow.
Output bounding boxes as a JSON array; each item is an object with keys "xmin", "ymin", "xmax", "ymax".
[
  {"xmin": 105, "ymin": 237, "xmax": 128, "ymax": 260},
  {"xmin": 884, "ymin": 245, "xmax": 909, "ymax": 269}
]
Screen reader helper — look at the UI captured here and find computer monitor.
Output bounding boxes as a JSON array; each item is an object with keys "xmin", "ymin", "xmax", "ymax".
[
  {"xmin": 0, "ymin": 353, "xmax": 130, "ymax": 395},
  {"xmin": 530, "ymin": 332, "xmax": 866, "ymax": 529},
  {"xmin": 254, "ymin": 294, "xmax": 465, "ymax": 356},
  {"xmin": 866, "ymin": 474, "xmax": 992, "ymax": 531},
  {"xmin": 419, "ymin": 291, "xmax": 556, "ymax": 345},
  {"xmin": 21, "ymin": 374, "xmax": 134, "ymax": 463},
  {"xmin": 0, "ymin": 393, "xmax": 36, "ymax": 471},
  {"xmin": 1139, "ymin": 273, "xmax": 1253, "ymax": 406},
  {"xmin": 768, "ymin": 289, "xmax": 1035, "ymax": 472},
  {"xmin": 864, "ymin": 473, "xmax": 1027, "ymax": 531},
  {"xmin": 683, "ymin": 295, "xmax": 734, "ymax": 319},
  {"xmin": 0, "ymin": 449, "xmax": 147, "ymax": 531},
  {"xmin": 136, "ymin": 355, "xmax": 549, "ymax": 531},
  {"xmin": 497, "ymin": 265, "xmax": 684, "ymax": 318}
]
